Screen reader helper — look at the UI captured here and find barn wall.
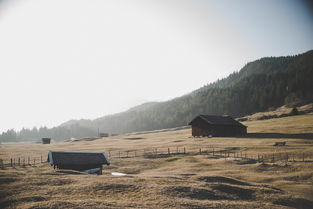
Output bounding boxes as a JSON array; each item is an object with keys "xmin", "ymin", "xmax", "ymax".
[
  {"xmin": 42, "ymin": 138, "xmax": 51, "ymax": 144},
  {"xmin": 192, "ymin": 126, "xmax": 211, "ymax": 137},
  {"xmin": 57, "ymin": 164, "xmax": 102, "ymax": 171},
  {"xmin": 211, "ymin": 125, "xmax": 246, "ymax": 136},
  {"xmin": 191, "ymin": 124, "xmax": 246, "ymax": 137}
]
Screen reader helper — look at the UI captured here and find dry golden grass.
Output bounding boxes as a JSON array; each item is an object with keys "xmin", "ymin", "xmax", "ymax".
[
  {"xmin": 239, "ymin": 103, "xmax": 313, "ymax": 121},
  {"xmin": 1, "ymin": 113, "xmax": 313, "ymax": 208}
]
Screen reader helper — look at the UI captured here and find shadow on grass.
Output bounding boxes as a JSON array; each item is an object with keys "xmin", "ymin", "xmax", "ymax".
[
  {"xmin": 240, "ymin": 133, "xmax": 313, "ymax": 139},
  {"xmin": 274, "ymin": 198, "xmax": 313, "ymax": 209},
  {"xmin": 43, "ymin": 170, "xmax": 86, "ymax": 175},
  {"xmin": 212, "ymin": 184, "xmax": 255, "ymax": 200},
  {"xmin": 198, "ymin": 176, "xmax": 251, "ymax": 186},
  {"xmin": 164, "ymin": 186, "xmax": 228, "ymax": 200},
  {"xmin": 0, "ymin": 177, "xmax": 18, "ymax": 185}
]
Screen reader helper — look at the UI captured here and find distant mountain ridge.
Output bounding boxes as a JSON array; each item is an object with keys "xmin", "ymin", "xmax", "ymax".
[
  {"xmin": 1, "ymin": 50, "xmax": 312, "ymax": 141},
  {"xmin": 60, "ymin": 50, "xmax": 313, "ymax": 136}
]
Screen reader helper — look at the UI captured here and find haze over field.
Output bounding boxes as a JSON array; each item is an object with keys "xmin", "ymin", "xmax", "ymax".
[{"xmin": 0, "ymin": 0, "xmax": 313, "ymax": 132}]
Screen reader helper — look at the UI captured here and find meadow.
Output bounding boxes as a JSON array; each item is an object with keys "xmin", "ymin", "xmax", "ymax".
[{"xmin": 1, "ymin": 113, "xmax": 313, "ymax": 209}]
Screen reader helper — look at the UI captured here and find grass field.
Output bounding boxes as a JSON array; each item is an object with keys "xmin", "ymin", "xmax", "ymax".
[{"xmin": 1, "ymin": 113, "xmax": 313, "ymax": 208}]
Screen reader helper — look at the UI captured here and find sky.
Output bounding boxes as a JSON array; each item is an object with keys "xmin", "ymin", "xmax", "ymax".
[{"xmin": 0, "ymin": 0, "xmax": 313, "ymax": 132}]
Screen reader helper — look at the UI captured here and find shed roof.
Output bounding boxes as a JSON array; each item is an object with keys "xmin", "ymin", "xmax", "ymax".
[
  {"xmin": 48, "ymin": 151, "xmax": 110, "ymax": 166},
  {"xmin": 188, "ymin": 115, "xmax": 246, "ymax": 127}
]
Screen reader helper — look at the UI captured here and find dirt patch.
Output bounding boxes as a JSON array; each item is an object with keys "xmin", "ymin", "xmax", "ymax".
[{"xmin": 197, "ymin": 176, "xmax": 251, "ymax": 186}]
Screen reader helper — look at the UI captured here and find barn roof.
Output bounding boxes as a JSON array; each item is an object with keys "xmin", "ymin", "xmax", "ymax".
[
  {"xmin": 188, "ymin": 115, "xmax": 246, "ymax": 127},
  {"xmin": 48, "ymin": 151, "xmax": 110, "ymax": 166}
]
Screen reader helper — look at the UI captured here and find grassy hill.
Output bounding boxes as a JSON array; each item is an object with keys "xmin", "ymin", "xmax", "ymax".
[{"xmin": 1, "ymin": 113, "xmax": 313, "ymax": 208}]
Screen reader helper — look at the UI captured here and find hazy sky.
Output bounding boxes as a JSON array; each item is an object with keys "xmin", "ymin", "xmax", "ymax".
[{"xmin": 0, "ymin": 0, "xmax": 313, "ymax": 132}]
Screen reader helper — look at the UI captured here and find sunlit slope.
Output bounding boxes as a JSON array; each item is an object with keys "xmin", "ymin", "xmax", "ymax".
[{"xmin": 1, "ymin": 114, "xmax": 313, "ymax": 208}]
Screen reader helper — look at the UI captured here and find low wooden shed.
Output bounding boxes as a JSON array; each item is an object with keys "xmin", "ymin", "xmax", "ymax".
[
  {"xmin": 188, "ymin": 115, "xmax": 247, "ymax": 137},
  {"xmin": 47, "ymin": 151, "xmax": 110, "ymax": 174},
  {"xmin": 42, "ymin": 138, "xmax": 51, "ymax": 144}
]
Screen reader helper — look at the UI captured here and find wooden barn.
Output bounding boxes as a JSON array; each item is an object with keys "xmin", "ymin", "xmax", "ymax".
[
  {"xmin": 47, "ymin": 151, "xmax": 110, "ymax": 174},
  {"xmin": 188, "ymin": 115, "xmax": 247, "ymax": 137},
  {"xmin": 99, "ymin": 133, "xmax": 109, "ymax": 137},
  {"xmin": 42, "ymin": 138, "xmax": 51, "ymax": 144}
]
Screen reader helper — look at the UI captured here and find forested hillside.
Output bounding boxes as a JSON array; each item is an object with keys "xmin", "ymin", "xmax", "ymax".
[{"xmin": 1, "ymin": 50, "xmax": 312, "ymax": 141}]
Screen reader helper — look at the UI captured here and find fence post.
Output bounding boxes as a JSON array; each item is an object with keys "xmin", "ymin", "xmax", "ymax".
[
  {"xmin": 272, "ymin": 153, "xmax": 275, "ymax": 163},
  {"xmin": 11, "ymin": 158, "xmax": 13, "ymax": 167},
  {"xmin": 302, "ymin": 153, "xmax": 305, "ymax": 162},
  {"xmin": 0, "ymin": 159, "xmax": 4, "ymax": 169},
  {"xmin": 168, "ymin": 148, "xmax": 170, "ymax": 155},
  {"xmin": 184, "ymin": 147, "xmax": 186, "ymax": 154},
  {"xmin": 13, "ymin": 158, "xmax": 15, "ymax": 167},
  {"xmin": 199, "ymin": 148, "xmax": 202, "ymax": 155}
]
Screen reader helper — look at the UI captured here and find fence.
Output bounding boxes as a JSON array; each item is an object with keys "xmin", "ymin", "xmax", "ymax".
[
  {"xmin": 0, "ymin": 155, "xmax": 45, "ymax": 169},
  {"xmin": 1, "ymin": 147, "xmax": 312, "ymax": 170},
  {"xmin": 105, "ymin": 146, "xmax": 313, "ymax": 163}
]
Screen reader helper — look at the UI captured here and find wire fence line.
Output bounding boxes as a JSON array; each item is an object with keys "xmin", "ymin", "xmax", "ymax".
[
  {"xmin": 1, "ymin": 146, "xmax": 312, "ymax": 170},
  {"xmin": 0, "ymin": 155, "xmax": 45, "ymax": 169},
  {"xmin": 107, "ymin": 146, "xmax": 313, "ymax": 163}
]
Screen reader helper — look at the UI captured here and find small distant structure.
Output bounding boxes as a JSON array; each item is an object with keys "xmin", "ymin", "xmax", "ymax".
[
  {"xmin": 188, "ymin": 115, "xmax": 247, "ymax": 137},
  {"xmin": 99, "ymin": 133, "xmax": 109, "ymax": 137},
  {"xmin": 42, "ymin": 138, "xmax": 51, "ymax": 144},
  {"xmin": 273, "ymin": 141, "xmax": 286, "ymax": 146},
  {"xmin": 47, "ymin": 151, "xmax": 110, "ymax": 175}
]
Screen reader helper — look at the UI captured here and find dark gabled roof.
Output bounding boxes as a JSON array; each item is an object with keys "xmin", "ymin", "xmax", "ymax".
[
  {"xmin": 188, "ymin": 115, "xmax": 246, "ymax": 127},
  {"xmin": 48, "ymin": 151, "xmax": 110, "ymax": 166}
]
